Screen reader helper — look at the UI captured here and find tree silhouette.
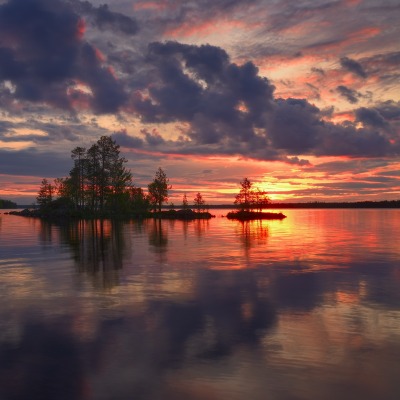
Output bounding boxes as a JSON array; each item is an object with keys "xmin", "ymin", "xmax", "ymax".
[
  {"xmin": 233, "ymin": 178, "xmax": 271, "ymax": 214},
  {"xmin": 148, "ymin": 167, "xmax": 171, "ymax": 213},
  {"xmin": 70, "ymin": 146, "xmax": 86, "ymax": 209},
  {"xmin": 36, "ymin": 178, "xmax": 54, "ymax": 209},
  {"xmin": 36, "ymin": 136, "xmax": 137, "ymax": 216},
  {"xmin": 90, "ymin": 136, "xmax": 132, "ymax": 214},
  {"xmin": 182, "ymin": 193, "xmax": 189, "ymax": 210},
  {"xmin": 234, "ymin": 178, "xmax": 254, "ymax": 212},
  {"xmin": 129, "ymin": 187, "xmax": 150, "ymax": 215},
  {"xmin": 193, "ymin": 192, "xmax": 205, "ymax": 213},
  {"xmin": 253, "ymin": 188, "xmax": 270, "ymax": 212}
]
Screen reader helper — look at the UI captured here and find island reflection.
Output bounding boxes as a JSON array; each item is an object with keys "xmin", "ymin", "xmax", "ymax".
[{"xmin": 1, "ymin": 210, "xmax": 400, "ymax": 399}]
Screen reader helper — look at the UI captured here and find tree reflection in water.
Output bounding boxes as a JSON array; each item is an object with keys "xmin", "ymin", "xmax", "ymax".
[
  {"xmin": 60, "ymin": 220, "xmax": 126, "ymax": 289},
  {"xmin": 235, "ymin": 220, "xmax": 269, "ymax": 250},
  {"xmin": 148, "ymin": 218, "xmax": 168, "ymax": 253},
  {"xmin": 1, "ymin": 210, "xmax": 400, "ymax": 399},
  {"xmin": 193, "ymin": 218, "xmax": 210, "ymax": 239}
]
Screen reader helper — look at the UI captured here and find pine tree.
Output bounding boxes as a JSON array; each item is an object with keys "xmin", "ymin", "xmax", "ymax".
[
  {"xmin": 193, "ymin": 192, "xmax": 205, "ymax": 213},
  {"xmin": 70, "ymin": 146, "xmax": 87, "ymax": 209},
  {"xmin": 148, "ymin": 167, "xmax": 171, "ymax": 213},
  {"xmin": 36, "ymin": 178, "xmax": 54, "ymax": 209}
]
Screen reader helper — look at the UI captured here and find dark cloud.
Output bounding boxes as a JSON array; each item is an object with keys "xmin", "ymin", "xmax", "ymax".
[
  {"xmin": 316, "ymin": 123, "xmax": 393, "ymax": 157},
  {"xmin": 140, "ymin": 128, "xmax": 166, "ymax": 146},
  {"xmin": 124, "ymin": 39, "xmax": 398, "ymax": 161},
  {"xmin": 336, "ymin": 85, "xmax": 360, "ymax": 104},
  {"xmin": 0, "ymin": 148, "xmax": 71, "ymax": 176},
  {"xmin": 340, "ymin": 56, "xmax": 367, "ymax": 78},
  {"xmin": 111, "ymin": 129, "xmax": 144, "ymax": 148},
  {"xmin": 0, "ymin": 120, "xmax": 15, "ymax": 135},
  {"xmin": 314, "ymin": 160, "xmax": 395, "ymax": 180},
  {"xmin": 360, "ymin": 51, "xmax": 400, "ymax": 82},
  {"xmin": 355, "ymin": 107, "xmax": 388, "ymax": 128},
  {"xmin": 0, "ymin": 0, "xmax": 128, "ymax": 113},
  {"xmin": 375, "ymin": 100, "xmax": 400, "ymax": 120},
  {"xmin": 0, "ymin": 1, "xmax": 399, "ymax": 166},
  {"xmin": 132, "ymin": 41, "xmax": 275, "ymax": 148},
  {"xmin": 265, "ymin": 97, "xmax": 396, "ymax": 158},
  {"xmin": 377, "ymin": 170, "xmax": 400, "ymax": 177},
  {"xmin": 267, "ymin": 98, "xmax": 321, "ymax": 153},
  {"xmin": 69, "ymin": 0, "xmax": 139, "ymax": 35}
]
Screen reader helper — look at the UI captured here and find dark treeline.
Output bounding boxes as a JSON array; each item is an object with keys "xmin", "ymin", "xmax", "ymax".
[
  {"xmin": 267, "ymin": 201, "xmax": 400, "ymax": 209},
  {"xmin": 0, "ymin": 199, "xmax": 17, "ymax": 209},
  {"xmin": 207, "ymin": 200, "xmax": 400, "ymax": 209}
]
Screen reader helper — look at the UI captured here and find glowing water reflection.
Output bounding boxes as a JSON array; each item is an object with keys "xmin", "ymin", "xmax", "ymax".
[{"xmin": 0, "ymin": 209, "xmax": 399, "ymax": 399}]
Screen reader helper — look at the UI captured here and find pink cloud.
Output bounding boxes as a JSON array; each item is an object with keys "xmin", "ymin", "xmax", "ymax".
[
  {"xmin": 305, "ymin": 26, "xmax": 381, "ymax": 56},
  {"xmin": 164, "ymin": 18, "xmax": 259, "ymax": 39}
]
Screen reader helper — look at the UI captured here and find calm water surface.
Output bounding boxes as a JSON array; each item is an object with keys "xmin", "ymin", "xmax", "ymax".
[{"xmin": 0, "ymin": 209, "xmax": 399, "ymax": 400}]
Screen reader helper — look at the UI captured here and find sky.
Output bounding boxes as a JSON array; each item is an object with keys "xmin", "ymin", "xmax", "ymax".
[{"xmin": 0, "ymin": 0, "xmax": 399, "ymax": 205}]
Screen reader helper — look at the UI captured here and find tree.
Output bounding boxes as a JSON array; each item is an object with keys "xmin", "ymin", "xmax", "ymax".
[
  {"xmin": 53, "ymin": 177, "xmax": 70, "ymax": 199},
  {"xmin": 253, "ymin": 188, "xmax": 270, "ymax": 212},
  {"xmin": 193, "ymin": 192, "xmax": 205, "ymax": 213},
  {"xmin": 130, "ymin": 187, "xmax": 150, "ymax": 214},
  {"xmin": 33, "ymin": 136, "xmax": 138, "ymax": 217},
  {"xmin": 182, "ymin": 193, "xmax": 189, "ymax": 210},
  {"xmin": 234, "ymin": 177, "xmax": 254, "ymax": 212},
  {"xmin": 70, "ymin": 146, "xmax": 87, "ymax": 209},
  {"xmin": 66, "ymin": 136, "xmax": 133, "ymax": 214},
  {"xmin": 36, "ymin": 178, "xmax": 54, "ymax": 209},
  {"xmin": 107, "ymin": 154, "xmax": 133, "ymax": 213},
  {"xmin": 86, "ymin": 143, "xmax": 100, "ymax": 212},
  {"xmin": 148, "ymin": 167, "xmax": 171, "ymax": 213},
  {"xmin": 92, "ymin": 136, "xmax": 122, "ymax": 213}
]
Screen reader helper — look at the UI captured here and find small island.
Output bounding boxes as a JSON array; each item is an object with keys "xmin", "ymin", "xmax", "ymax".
[
  {"xmin": 226, "ymin": 178, "xmax": 286, "ymax": 221},
  {"xmin": 227, "ymin": 210, "xmax": 286, "ymax": 220},
  {"xmin": 10, "ymin": 136, "xmax": 213, "ymax": 221}
]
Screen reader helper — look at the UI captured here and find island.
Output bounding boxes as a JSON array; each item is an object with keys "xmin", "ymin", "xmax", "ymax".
[
  {"xmin": 8, "ymin": 136, "xmax": 214, "ymax": 221},
  {"xmin": 226, "ymin": 178, "xmax": 286, "ymax": 220},
  {"xmin": 226, "ymin": 210, "xmax": 286, "ymax": 220}
]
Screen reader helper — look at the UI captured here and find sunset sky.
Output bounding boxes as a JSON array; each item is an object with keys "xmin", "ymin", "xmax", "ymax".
[{"xmin": 0, "ymin": 0, "xmax": 399, "ymax": 205}]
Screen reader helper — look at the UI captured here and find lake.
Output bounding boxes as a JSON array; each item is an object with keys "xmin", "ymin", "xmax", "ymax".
[{"xmin": 0, "ymin": 209, "xmax": 400, "ymax": 400}]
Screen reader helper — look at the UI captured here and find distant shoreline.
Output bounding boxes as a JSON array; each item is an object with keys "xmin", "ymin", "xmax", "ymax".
[
  {"xmin": 183, "ymin": 200, "xmax": 400, "ymax": 209},
  {"xmin": 3, "ymin": 200, "xmax": 400, "ymax": 210}
]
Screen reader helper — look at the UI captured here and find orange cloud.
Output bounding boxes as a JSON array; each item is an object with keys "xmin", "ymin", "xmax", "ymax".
[
  {"xmin": 330, "ymin": 111, "xmax": 356, "ymax": 123},
  {"xmin": 165, "ymin": 18, "xmax": 257, "ymax": 39},
  {"xmin": 0, "ymin": 174, "xmax": 40, "ymax": 199}
]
